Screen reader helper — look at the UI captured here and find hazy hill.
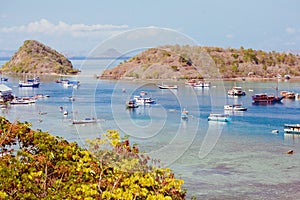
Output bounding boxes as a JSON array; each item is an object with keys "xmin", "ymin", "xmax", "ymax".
[
  {"xmin": 100, "ymin": 45, "xmax": 300, "ymax": 80},
  {"xmin": 1, "ymin": 40, "xmax": 79, "ymax": 75}
]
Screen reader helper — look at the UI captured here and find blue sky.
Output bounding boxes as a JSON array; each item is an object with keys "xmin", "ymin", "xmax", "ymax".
[{"xmin": 1, "ymin": 0, "xmax": 300, "ymax": 55}]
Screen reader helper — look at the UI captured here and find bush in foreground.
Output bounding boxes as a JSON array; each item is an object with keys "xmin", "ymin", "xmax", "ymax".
[{"xmin": 0, "ymin": 117, "xmax": 186, "ymax": 199}]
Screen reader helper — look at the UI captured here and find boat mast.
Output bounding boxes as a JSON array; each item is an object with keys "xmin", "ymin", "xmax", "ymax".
[{"xmin": 276, "ymin": 75, "xmax": 279, "ymax": 97}]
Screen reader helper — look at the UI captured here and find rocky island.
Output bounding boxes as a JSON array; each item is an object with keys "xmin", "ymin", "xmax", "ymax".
[
  {"xmin": 1, "ymin": 40, "xmax": 79, "ymax": 75},
  {"xmin": 99, "ymin": 45, "xmax": 300, "ymax": 80}
]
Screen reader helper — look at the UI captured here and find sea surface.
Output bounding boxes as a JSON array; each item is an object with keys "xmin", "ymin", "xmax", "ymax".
[{"xmin": 1, "ymin": 59, "xmax": 300, "ymax": 199}]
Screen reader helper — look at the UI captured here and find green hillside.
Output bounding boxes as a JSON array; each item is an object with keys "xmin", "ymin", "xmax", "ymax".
[
  {"xmin": 1, "ymin": 40, "xmax": 79, "ymax": 75},
  {"xmin": 100, "ymin": 45, "xmax": 300, "ymax": 80}
]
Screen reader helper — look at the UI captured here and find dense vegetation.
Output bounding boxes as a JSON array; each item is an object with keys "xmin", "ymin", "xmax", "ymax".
[
  {"xmin": 0, "ymin": 117, "xmax": 185, "ymax": 199},
  {"xmin": 100, "ymin": 45, "xmax": 300, "ymax": 80},
  {"xmin": 1, "ymin": 40, "xmax": 79, "ymax": 75},
  {"xmin": 203, "ymin": 46, "xmax": 300, "ymax": 78}
]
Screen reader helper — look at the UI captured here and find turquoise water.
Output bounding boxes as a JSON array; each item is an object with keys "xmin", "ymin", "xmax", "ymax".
[{"xmin": 1, "ymin": 59, "xmax": 300, "ymax": 199}]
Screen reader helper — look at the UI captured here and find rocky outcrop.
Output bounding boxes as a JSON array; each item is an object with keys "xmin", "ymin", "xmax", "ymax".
[{"xmin": 1, "ymin": 40, "xmax": 79, "ymax": 75}]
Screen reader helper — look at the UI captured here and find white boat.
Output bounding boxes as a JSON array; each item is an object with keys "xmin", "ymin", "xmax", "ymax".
[
  {"xmin": 224, "ymin": 104, "xmax": 247, "ymax": 111},
  {"xmin": 63, "ymin": 110, "xmax": 68, "ymax": 116},
  {"xmin": 227, "ymin": 87, "xmax": 246, "ymax": 96},
  {"xmin": 208, "ymin": 113, "xmax": 231, "ymax": 122},
  {"xmin": 272, "ymin": 129, "xmax": 279, "ymax": 134},
  {"xmin": 193, "ymin": 81, "xmax": 210, "ymax": 88},
  {"xmin": 134, "ymin": 95, "xmax": 156, "ymax": 105},
  {"xmin": 157, "ymin": 84, "xmax": 178, "ymax": 89},
  {"xmin": 284, "ymin": 124, "xmax": 300, "ymax": 134},
  {"xmin": 10, "ymin": 97, "xmax": 36, "ymax": 105},
  {"xmin": 62, "ymin": 80, "xmax": 80, "ymax": 88},
  {"xmin": 72, "ymin": 118, "xmax": 97, "ymax": 124},
  {"xmin": 33, "ymin": 94, "xmax": 50, "ymax": 99},
  {"xmin": 296, "ymin": 93, "xmax": 300, "ymax": 101}
]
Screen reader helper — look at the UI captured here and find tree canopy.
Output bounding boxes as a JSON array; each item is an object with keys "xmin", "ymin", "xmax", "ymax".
[{"xmin": 0, "ymin": 117, "xmax": 186, "ymax": 199}]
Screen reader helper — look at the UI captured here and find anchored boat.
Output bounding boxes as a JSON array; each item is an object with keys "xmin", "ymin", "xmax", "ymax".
[
  {"xmin": 224, "ymin": 104, "xmax": 247, "ymax": 111},
  {"xmin": 208, "ymin": 113, "xmax": 231, "ymax": 122},
  {"xmin": 284, "ymin": 124, "xmax": 300, "ymax": 134}
]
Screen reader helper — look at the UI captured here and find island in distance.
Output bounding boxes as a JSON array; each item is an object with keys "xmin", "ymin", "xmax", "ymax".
[
  {"xmin": 99, "ymin": 45, "xmax": 300, "ymax": 80},
  {"xmin": 1, "ymin": 40, "xmax": 80, "ymax": 75}
]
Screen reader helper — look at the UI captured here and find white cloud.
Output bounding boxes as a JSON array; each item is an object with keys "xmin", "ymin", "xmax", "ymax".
[
  {"xmin": 285, "ymin": 27, "xmax": 296, "ymax": 34},
  {"xmin": 0, "ymin": 18, "xmax": 129, "ymax": 37}
]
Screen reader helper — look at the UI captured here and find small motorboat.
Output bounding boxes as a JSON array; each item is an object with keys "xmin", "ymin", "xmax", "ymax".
[
  {"xmin": 284, "ymin": 124, "xmax": 300, "ymax": 134},
  {"xmin": 227, "ymin": 87, "xmax": 246, "ymax": 96},
  {"xmin": 193, "ymin": 81, "xmax": 210, "ymax": 88},
  {"xmin": 157, "ymin": 84, "xmax": 178, "ymax": 89},
  {"xmin": 126, "ymin": 99, "xmax": 139, "ymax": 108},
  {"xmin": 72, "ymin": 118, "xmax": 97, "ymax": 124},
  {"xmin": 224, "ymin": 104, "xmax": 247, "ymax": 111},
  {"xmin": 280, "ymin": 91, "xmax": 295, "ymax": 99},
  {"xmin": 10, "ymin": 97, "xmax": 36, "ymax": 105},
  {"xmin": 33, "ymin": 94, "xmax": 50, "ymax": 99},
  {"xmin": 208, "ymin": 113, "xmax": 231, "ymax": 122},
  {"xmin": 19, "ymin": 81, "xmax": 40, "ymax": 88},
  {"xmin": 63, "ymin": 110, "xmax": 68, "ymax": 116},
  {"xmin": 1, "ymin": 77, "xmax": 8, "ymax": 82},
  {"xmin": 134, "ymin": 95, "xmax": 156, "ymax": 105}
]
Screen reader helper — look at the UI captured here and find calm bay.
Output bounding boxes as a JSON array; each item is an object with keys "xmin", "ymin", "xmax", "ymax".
[{"xmin": 1, "ymin": 58, "xmax": 300, "ymax": 199}]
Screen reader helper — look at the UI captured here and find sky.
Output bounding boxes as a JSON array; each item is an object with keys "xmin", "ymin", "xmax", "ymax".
[{"xmin": 1, "ymin": 0, "xmax": 300, "ymax": 56}]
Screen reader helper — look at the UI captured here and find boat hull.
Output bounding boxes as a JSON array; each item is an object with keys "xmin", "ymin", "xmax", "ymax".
[
  {"xmin": 72, "ymin": 119, "xmax": 97, "ymax": 124},
  {"xmin": 284, "ymin": 124, "xmax": 300, "ymax": 134},
  {"xmin": 208, "ymin": 114, "xmax": 231, "ymax": 122},
  {"xmin": 224, "ymin": 104, "xmax": 247, "ymax": 111},
  {"xmin": 158, "ymin": 85, "xmax": 178, "ymax": 89},
  {"xmin": 252, "ymin": 94, "xmax": 284, "ymax": 104},
  {"xmin": 19, "ymin": 82, "xmax": 40, "ymax": 88}
]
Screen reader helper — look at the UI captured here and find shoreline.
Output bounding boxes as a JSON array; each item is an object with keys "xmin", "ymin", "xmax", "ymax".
[{"xmin": 98, "ymin": 76, "xmax": 298, "ymax": 83}]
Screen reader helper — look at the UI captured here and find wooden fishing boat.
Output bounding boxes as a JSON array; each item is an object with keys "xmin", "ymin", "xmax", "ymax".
[{"xmin": 252, "ymin": 94, "xmax": 284, "ymax": 104}]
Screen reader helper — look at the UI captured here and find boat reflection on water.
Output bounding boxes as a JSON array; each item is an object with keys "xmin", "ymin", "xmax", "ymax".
[
  {"xmin": 128, "ymin": 105, "xmax": 152, "ymax": 119},
  {"xmin": 224, "ymin": 110, "xmax": 245, "ymax": 116},
  {"xmin": 284, "ymin": 133, "xmax": 300, "ymax": 145}
]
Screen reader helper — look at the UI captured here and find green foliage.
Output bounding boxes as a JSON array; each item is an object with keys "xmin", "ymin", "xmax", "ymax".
[
  {"xmin": 178, "ymin": 75, "xmax": 189, "ymax": 79},
  {"xmin": 231, "ymin": 65, "xmax": 238, "ymax": 73},
  {"xmin": 87, "ymin": 130, "xmax": 185, "ymax": 199},
  {"xmin": 152, "ymin": 71, "xmax": 159, "ymax": 79},
  {"xmin": 1, "ymin": 40, "xmax": 79, "ymax": 75},
  {"xmin": 0, "ymin": 118, "xmax": 186, "ymax": 199},
  {"xmin": 103, "ymin": 44, "xmax": 300, "ymax": 80},
  {"xmin": 231, "ymin": 53, "xmax": 239, "ymax": 59},
  {"xmin": 179, "ymin": 55, "xmax": 192, "ymax": 66},
  {"xmin": 126, "ymin": 72, "xmax": 139, "ymax": 78},
  {"xmin": 171, "ymin": 65, "xmax": 179, "ymax": 71}
]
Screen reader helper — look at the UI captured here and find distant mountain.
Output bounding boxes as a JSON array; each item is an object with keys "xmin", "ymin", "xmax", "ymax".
[
  {"xmin": 99, "ymin": 45, "xmax": 300, "ymax": 80},
  {"xmin": 1, "ymin": 40, "xmax": 80, "ymax": 75},
  {"xmin": 97, "ymin": 48, "xmax": 122, "ymax": 58}
]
